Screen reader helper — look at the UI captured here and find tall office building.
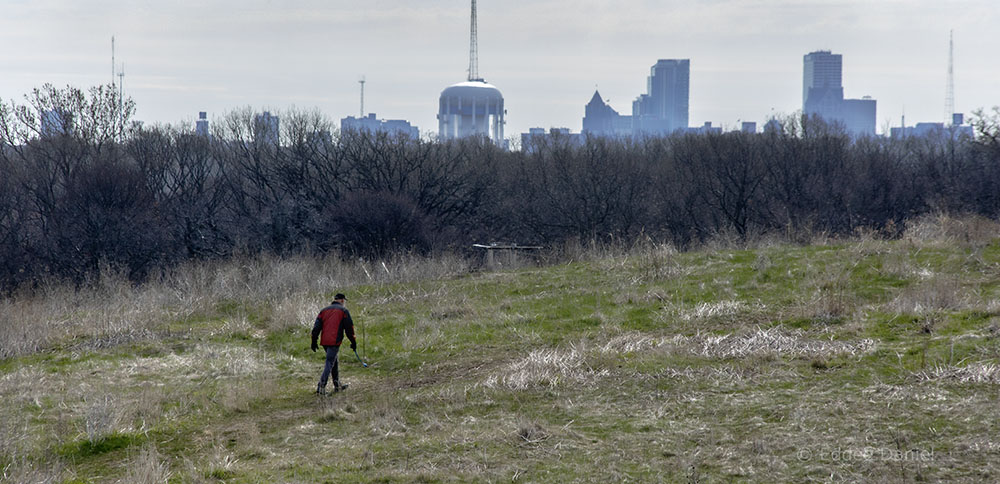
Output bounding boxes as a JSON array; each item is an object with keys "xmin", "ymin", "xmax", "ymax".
[
  {"xmin": 253, "ymin": 111, "xmax": 280, "ymax": 146},
  {"xmin": 195, "ymin": 111, "xmax": 209, "ymax": 137},
  {"xmin": 802, "ymin": 50, "xmax": 876, "ymax": 137},
  {"xmin": 633, "ymin": 59, "xmax": 690, "ymax": 135},
  {"xmin": 803, "ymin": 51, "xmax": 844, "ymax": 116},
  {"xmin": 40, "ymin": 109, "xmax": 71, "ymax": 137},
  {"xmin": 582, "ymin": 90, "xmax": 632, "ymax": 137}
]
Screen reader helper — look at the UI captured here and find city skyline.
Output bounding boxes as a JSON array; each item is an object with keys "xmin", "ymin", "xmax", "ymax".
[{"xmin": 2, "ymin": 0, "xmax": 999, "ymax": 137}]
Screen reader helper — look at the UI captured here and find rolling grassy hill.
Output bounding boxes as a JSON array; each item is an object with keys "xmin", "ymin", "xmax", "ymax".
[{"xmin": 3, "ymin": 221, "xmax": 1000, "ymax": 482}]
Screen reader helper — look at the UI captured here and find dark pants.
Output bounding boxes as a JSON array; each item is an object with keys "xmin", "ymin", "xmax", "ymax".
[{"xmin": 318, "ymin": 345, "xmax": 341, "ymax": 389}]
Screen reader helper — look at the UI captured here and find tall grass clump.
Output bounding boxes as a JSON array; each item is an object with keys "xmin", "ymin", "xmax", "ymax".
[
  {"xmin": 902, "ymin": 213, "xmax": 1000, "ymax": 249},
  {"xmin": 119, "ymin": 444, "xmax": 170, "ymax": 484}
]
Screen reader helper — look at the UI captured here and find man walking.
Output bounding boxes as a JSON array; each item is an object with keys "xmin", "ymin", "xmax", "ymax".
[{"xmin": 311, "ymin": 293, "xmax": 358, "ymax": 395}]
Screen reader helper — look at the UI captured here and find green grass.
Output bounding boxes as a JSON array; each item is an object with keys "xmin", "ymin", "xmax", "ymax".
[
  {"xmin": 3, "ymin": 238, "xmax": 1000, "ymax": 482},
  {"xmin": 59, "ymin": 433, "xmax": 142, "ymax": 459}
]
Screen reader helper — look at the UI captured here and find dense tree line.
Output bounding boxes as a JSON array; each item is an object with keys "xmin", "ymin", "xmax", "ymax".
[{"xmin": 1, "ymin": 84, "xmax": 999, "ymax": 290}]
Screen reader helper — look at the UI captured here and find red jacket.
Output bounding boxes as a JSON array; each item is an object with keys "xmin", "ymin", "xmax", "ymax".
[{"xmin": 311, "ymin": 303, "xmax": 356, "ymax": 347}]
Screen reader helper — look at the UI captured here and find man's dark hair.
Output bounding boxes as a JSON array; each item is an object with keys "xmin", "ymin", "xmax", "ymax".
[{"xmin": 334, "ymin": 293, "xmax": 347, "ymax": 301}]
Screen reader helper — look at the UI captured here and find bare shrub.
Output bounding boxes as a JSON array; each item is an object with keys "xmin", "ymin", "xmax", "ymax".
[
  {"xmin": 333, "ymin": 191, "xmax": 431, "ymax": 258},
  {"xmin": 119, "ymin": 444, "xmax": 171, "ymax": 484}
]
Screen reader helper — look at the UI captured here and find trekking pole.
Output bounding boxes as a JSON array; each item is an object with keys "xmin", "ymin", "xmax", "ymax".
[{"xmin": 353, "ymin": 348, "xmax": 368, "ymax": 368}]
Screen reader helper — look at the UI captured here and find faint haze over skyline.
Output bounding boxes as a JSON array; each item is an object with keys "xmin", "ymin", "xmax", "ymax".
[{"xmin": 2, "ymin": 0, "xmax": 998, "ymax": 137}]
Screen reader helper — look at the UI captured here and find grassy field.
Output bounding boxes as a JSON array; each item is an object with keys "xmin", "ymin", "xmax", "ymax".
[{"xmin": 3, "ymin": 217, "xmax": 1000, "ymax": 483}]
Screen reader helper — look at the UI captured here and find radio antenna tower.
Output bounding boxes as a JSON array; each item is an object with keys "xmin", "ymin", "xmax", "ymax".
[
  {"xmin": 118, "ymin": 63, "xmax": 125, "ymax": 128},
  {"xmin": 111, "ymin": 36, "xmax": 125, "ymax": 139},
  {"xmin": 359, "ymin": 76, "xmax": 366, "ymax": 117},
  {"xmin": 945, "ymin": 30, "xmax": 955, "ymax": 125},
  {"xmin": 468, "ymin": 0, "xmax": 481, "ymax": 81}
]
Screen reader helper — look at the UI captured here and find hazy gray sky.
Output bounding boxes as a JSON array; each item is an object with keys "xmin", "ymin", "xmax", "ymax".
[{"xmin": 2, "ymin": 0, "xmax": 998, "ymax": 137}]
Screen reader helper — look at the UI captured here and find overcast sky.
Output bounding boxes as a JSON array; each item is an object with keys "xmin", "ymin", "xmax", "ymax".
[{"xmin": 2, "ymin": 0, "xmax": 998, "ymax": 137}]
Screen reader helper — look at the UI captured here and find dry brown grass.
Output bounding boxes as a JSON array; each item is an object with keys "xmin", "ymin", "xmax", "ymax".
[
  {"xmin": 514, "ymin": 418, "xmax": 550, "ymax": 446},
  {"xmin": 678, "ymin": 300, "xmax": 767, "ymax": 321},
  {"xmin": 4, "ymin": 220, "xmax": 1000, "ymax": 482},
  {"xmin": 903, "ymin": 213, "xmax": 1000, "ymax": 249},
  {"xmin": 82, "ymin": 394, "xmax": 125, "ymax": 442},
  {"xmin": 401, "ymin": 318, "xmax": 446, "ymax": 352},
  {"xmin": 366, "ymin": 395, "xmax": 408, "ymax": 436},
  {"xmin": 601, "ymin": 327, "xmax": 875, "ymax": 360},
  {"xmin": 482, "ymin": 343, "xmax": 610, "ymax": 391},
  {"xmin": 885, "ymin": 275, "xmax": 968, "ymax": 315},
  {"xmin": 1, "ymin": 457, "xmax": 63, "ymax": 484},
  {"xmin": 800, "ymin": 263, "xmax": 861, "ymax": 323},
  {"xmin": 676, "ymin": 328, "xmax": 876, "ymax": 359},
  {"xmin": 916, "ymin": 362, "xmax": 1000, "ymax": 384},
  {"xmin": 0, "ymin": 252, "xmax": 475, "ymax": 361},
  {"xmin": 118, "ymin": 444, "xmax": 171, "ymax": 484}
]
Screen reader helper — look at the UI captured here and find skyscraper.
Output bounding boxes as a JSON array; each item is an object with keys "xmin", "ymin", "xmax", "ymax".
[
  {"xmin": 802, "ymin": 50, "xmax": 876, "ymax": 136},
  {"xmin": 253, "ymin": 111, "xmax": 279, "ymax": 145},
  {"xmin": 195, "ymin": 111, "xmax": 209, "ymax": 137},
  {"xmin": 803, "ymin": 51, "xmax": 844, "ymax": 116},
  {"xmin": 40, "ymin": 109, "xmax": 71, "ymax": 137},
  {"xmin": 582, "ymin": 90, "xmax": 632, "ymax": 137},
  {"xmin": 633, "ymin": 59, "xmax": 690, "ymax": 135}
]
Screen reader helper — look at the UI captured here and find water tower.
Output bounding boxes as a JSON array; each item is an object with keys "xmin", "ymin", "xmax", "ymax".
[{"xmin": 437, "ymin": 0, "xmax": 505, "ymax": 144}]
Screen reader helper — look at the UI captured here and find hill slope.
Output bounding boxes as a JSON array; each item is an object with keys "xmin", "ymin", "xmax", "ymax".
[{"xmin": 3, "ymin": 235, "xmax": 1000, "ymax": 482}]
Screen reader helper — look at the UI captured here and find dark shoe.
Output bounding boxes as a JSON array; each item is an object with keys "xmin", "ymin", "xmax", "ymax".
[
  {"xmin": 334, "ymin": 383, "xmax": 349, "ymax": 392},
  {"xmin": 315, "ymin": 386, "xmax": 327, "ymax": 396}
]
